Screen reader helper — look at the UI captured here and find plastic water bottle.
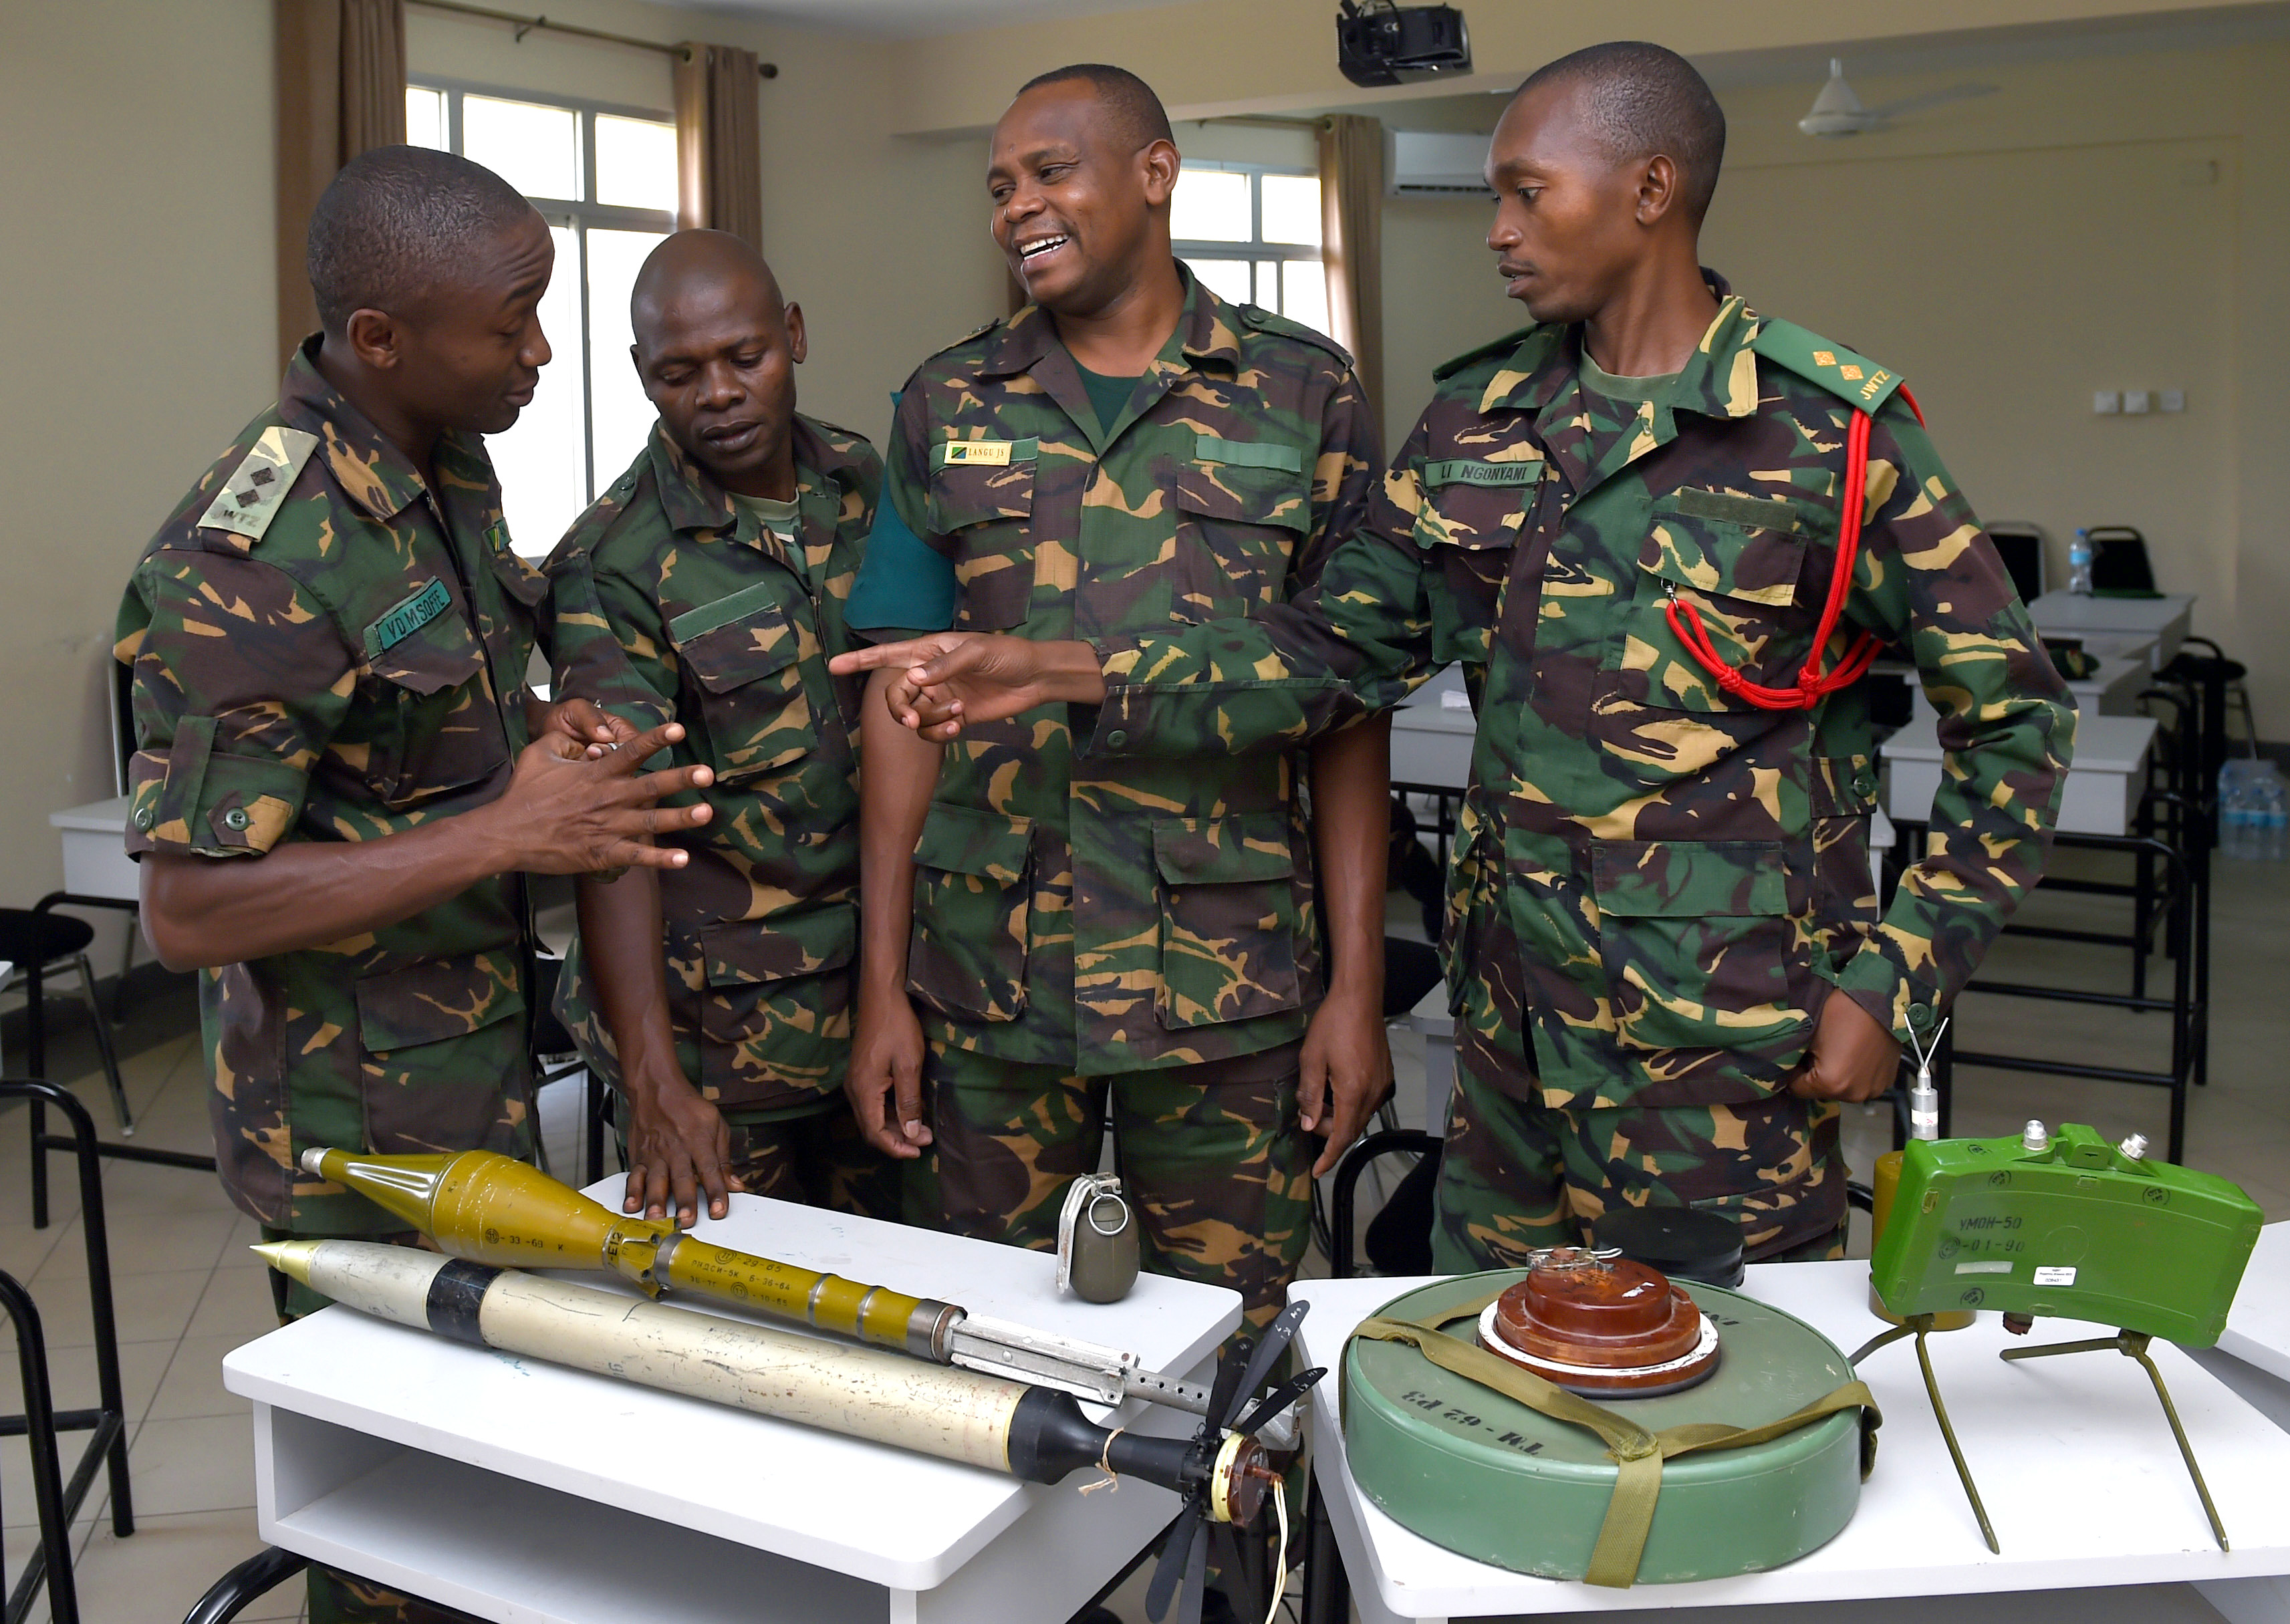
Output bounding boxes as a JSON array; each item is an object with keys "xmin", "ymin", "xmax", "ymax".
[
  {"xmin": 2257, "ymin": 764, "xmax": 2290, "ymax": 861},
  {"xmin": 2218, "ymin": 761, "xmax": 2255, "ymax": 859},
  {"xmin": 2068, "ymin": 529, "xmax": 2095, "ymax": 595}
]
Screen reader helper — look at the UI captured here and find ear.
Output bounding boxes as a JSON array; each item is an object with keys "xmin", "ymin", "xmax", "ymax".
[
  {"xmin": 783, "ymin": 301, "xmax": 808, "ymax": 366},
  {"xmin": 344, "ymin": 307, "xmax": 402, "ymax": 372},
  {"xmin": 1140, "ymin": 137, "xmax": 1180, "ymax": 209},
  {"xmin": 628, "ymin": 341, "xmax": 644, "ymax": 386},
  {"xmin": 1636, "ymin": 154, "xmax": 1681, "ymax": 227}
]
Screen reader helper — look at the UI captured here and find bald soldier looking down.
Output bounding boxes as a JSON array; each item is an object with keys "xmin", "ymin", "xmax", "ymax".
[
  {"xmin": 545, "ymin": 230, "xmax": 890, "ymax": 1227},
  {"xmin": 840, "ymin": 44, "xmax": 2075, "ymax": 1270}
]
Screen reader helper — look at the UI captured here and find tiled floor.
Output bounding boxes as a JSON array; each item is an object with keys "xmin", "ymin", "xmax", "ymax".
[{"xmin": 1, "ymin": 848, "xmax": 2283, "ymax": 1623}]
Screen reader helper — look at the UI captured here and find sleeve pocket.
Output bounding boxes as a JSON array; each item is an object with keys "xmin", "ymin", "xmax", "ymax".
[
  {"xmin": 126, "ymin": 718, "xmax": 308, "ymax": 857},
  {"xmin": 908, "ymin": 802, "xmax": 1033, "ymax": 1022},
  {"xmin": 1152, "ymin": 812, "xmax": 1305, "ymax": 1029}
]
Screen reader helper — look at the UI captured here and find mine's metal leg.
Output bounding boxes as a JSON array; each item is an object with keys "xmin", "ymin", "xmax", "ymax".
[
  {"xmin": 1854, "ymin": 1315, "xmax": 1998, "ymax": 1552},
  {"xmin": 2001, "ymin": 1329, "xmax": 2229, "ymax": 1551},
  {"xmin": 1915, "ymin": 1323, "xmax": 1999, "ymax": 1553}
]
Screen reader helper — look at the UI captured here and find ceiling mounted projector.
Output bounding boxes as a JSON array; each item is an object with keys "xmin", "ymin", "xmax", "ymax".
[
  {"xmin": 1798, "ymin": 57, "xmax": 1998, "ymax": 138},
  {"xmin": 1337, "ymin": 1, "xmax": 1472, "ymax": 88}
]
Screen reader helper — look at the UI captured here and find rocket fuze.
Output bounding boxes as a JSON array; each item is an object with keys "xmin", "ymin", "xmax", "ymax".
[{"xmin": 297, "ymin": 1146, "xmax": 1215, "ymax": 1415}]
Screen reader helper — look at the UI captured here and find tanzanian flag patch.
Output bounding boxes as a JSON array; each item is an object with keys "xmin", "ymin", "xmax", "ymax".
[{"xmin": 362, "ymin": 578, "xmax": 452, "ymax": 660}]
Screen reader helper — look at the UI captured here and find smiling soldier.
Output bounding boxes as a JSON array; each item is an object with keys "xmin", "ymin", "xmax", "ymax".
[
  {"xmin": 840, "ymin": 65, "xmax": 1390, "ymax": 1333},
  {"xmin": 545, "ymin": 230, "xmax": 892, "ymax": 1228},
  {"xmin": 841, "ymin": 43, "xmax": 2077, "ymax": 1271}
]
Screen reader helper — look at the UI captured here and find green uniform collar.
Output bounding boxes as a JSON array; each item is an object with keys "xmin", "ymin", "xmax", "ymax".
[
  {"xmin": 645, "ymin": 414, "xmax": 868, "ymax": 545},
  {"xmin": 279, "ymin": 334, "xmax": 488, "ymax": 528}
]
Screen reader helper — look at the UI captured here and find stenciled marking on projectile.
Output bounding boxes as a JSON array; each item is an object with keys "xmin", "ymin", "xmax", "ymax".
[{"xmin": 1398, "ymin": 1388, "xmax": 1545, "ymax": 1456}]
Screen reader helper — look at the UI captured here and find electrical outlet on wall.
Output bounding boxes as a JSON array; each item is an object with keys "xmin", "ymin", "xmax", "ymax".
[
  {"xmin": 2160, "ymin": 389, "xmax": 2186, "ymax": 412},
  {"xmin": 2123, "ymin": 390, "xmax": 2152, "ymax": 414},
  {"xmin": 2093, "ymin": 390, "xmax": 2121, "ymax": 414}
]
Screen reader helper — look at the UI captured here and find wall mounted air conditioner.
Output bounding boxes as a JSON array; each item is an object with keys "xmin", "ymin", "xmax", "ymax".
[{"xmin": 1384, "ymin": 128, "xmax": 1492, "ymax": 197}]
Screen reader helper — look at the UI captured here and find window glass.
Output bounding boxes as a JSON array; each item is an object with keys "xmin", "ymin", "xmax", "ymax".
[
  {"xmin": 587, "ymin": 228, "xmax": 670, "ymax": 485},
  {"xmin": 1259, "ymin": 173, "xmax": 1322, "ymax": 247},
  {"xmin": 1182, "ymin": 257, "xmax": 1253, "ymax": 307},
  {"xmin": 463, "ymin": 95, "xmax": 580, "ymax": 202},
  {"xmin": 1256, "ymin": 261, "xmax": 1281, "ymax": 310},
  {"xmin": 1170, "ymin": 168, "xmax": 1250, "ymax": 243},
  {"xmin": 404, "ymin": 86, "xmax": 447, "ymax": 152},
  {"xmin": 596, "ymin": 115, "xmax": 678, "ymax": 213},
  {"xmin": 1282, "ymin": 261, "xmax": 1331, "ymax": 337},
  {"xmin": 486, "ymin": 225, "xmax": 587, "ymax": 557}
]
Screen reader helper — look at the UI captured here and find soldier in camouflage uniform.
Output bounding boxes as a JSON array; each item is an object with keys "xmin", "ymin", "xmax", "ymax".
[
  {"xmin": 842, "ymin": 65, "xmax": 1390, "ymax": 1329},
  {"xmin": 841, "ymin": 45, "xmax": 2076, "ymax": 1271},
  {"xmin": 546, "ymin": 230, "xmax": 894, "ymax": 1226},
  {"xmin": 120, "ymin": 147, "xmax": 709, "ymax": 1624}
]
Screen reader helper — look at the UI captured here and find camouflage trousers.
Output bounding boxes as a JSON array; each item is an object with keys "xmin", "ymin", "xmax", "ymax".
[
  {"xmin": 914, "ymin": 1041, "xmax": 1312, "ymax": 1329},
  {"xmin": 261, "ymin": 1228, "xmax": 483, "ymax": 1624},
  {"xmin": 1430, "ymin": 1029, "xmax": 1848, "ymax": 1273},
  {"xmin": 610, "ymin": 1091, "xmax": 902, "ymax": 1218}
]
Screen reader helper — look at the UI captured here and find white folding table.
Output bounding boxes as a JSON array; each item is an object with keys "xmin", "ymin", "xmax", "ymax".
[
  {"xmin": 1293, "ymin": 1260, "xmax": 2290, "ymax": 1623},
  {"xmin": 223, "ymin": 1184, "xmax": 1242, "ymax": 1624}
]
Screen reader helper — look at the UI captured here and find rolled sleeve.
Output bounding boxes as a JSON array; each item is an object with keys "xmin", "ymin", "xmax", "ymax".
[{"xmin": 117, "ymin": 551, "xmax": 346, "ymax": 860}]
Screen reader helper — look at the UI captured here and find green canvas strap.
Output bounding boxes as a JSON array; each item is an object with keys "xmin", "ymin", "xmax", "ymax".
[{"xmin": 1348, "ymin": 1289, "xmax": 1882, "ymax": 1589}]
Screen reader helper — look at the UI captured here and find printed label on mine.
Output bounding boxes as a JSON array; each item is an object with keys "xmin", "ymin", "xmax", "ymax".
[{"xmin": 2033, "ymin": 1266, "xmax": 2078, "ymax": 1287}]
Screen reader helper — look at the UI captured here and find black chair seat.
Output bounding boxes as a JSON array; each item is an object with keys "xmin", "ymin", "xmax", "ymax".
[
  {"xmin": 1381, "ymin": 936, "xmax": 1445, "ymax": 1022},
  {"xmin": 2159, "ymin": 651, "xmax": 2248, "ymax": 684},
  {"xmin": 0, "ymin": 909, "xmax": 96, "ymax": 966}
]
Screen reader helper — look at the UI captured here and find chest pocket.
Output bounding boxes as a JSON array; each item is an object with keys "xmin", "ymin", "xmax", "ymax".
[
  {"xmin": 360, "ymin": 581, "xmax": 505, "ymax": 808},
  {"xmin": 1172, "ymin": 438, "xmax": 1311, "ymax": 620},
  {"xmin": 668, "ymin": 585, "xmax": 815, "ymax": 781},
  {"xmin": 1621, "ymin": 487, "xmax": 1823, "ymax": 712},
  {"xmin": 927, "ymin": 450, "xmax": 1037, "ymax": 631},
  {"xmin": 1412, "ymin": 457, "xmax": 1541, "ymax": 667}
]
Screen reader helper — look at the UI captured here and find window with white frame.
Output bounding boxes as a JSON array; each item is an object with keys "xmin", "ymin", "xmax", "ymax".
[
  {"xmin": 406, "ymin": 82, "xmax": 678, "ymax": 558},
  {"xmin": 1171, "ymin": 164, "xmax": 1329, "ymax": 339}
]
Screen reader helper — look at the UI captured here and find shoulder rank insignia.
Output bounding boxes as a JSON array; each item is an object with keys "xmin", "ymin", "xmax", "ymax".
[
  {"xmin": 197, "ymin": 426, "xmax": 318, "ymax": 545},
  {"xmin": 1433, "ymin": 325, "xmax": 1539, "ymax": 383},
  {"xmin": 1751, "ymin": 318, "xmax": 1905, "ymax": 413}
]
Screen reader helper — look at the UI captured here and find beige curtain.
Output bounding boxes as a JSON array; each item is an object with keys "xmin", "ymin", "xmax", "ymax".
[
  {"xmin": 675, "ymin": 43, "xmax": 763, "ymax": 248},
  {"xmin": 1317, "ymin": 114, "xmax": 1385, "ymax": 417},
  {"xmin": 274, "ymin": 0, "xmax": 406, "ymax": 366}
]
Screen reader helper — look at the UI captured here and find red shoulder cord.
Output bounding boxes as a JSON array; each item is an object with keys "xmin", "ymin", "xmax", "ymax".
[{"xmin": 1661, "ymin": 386, "xmax": 1924, "ymax": 710}]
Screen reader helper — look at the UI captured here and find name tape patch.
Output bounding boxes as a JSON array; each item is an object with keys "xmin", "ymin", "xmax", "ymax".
[
  {"xmin": 932, "ymin": 437, "xmax": 1039, "ymax": 470},
  {"xmin": 363, "ymin": 578, "xmax": 452, "ymax": 660},
  {"xmin": 1422, "ymin": 458, "xmax": 1543, "ymax": 489}
]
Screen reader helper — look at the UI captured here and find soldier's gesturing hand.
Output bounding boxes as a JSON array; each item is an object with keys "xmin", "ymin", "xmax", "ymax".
[
  {"xmin": 1787, "ymin": 989, "xmax": 1904, "ymax": 1103},
  {"xmin": 489, "ymin": 723, "xmax": 715, "ymax": 873},
  {"xmin": 829, "ymin": 634, "xmax": 1108, "ymax": 741}
]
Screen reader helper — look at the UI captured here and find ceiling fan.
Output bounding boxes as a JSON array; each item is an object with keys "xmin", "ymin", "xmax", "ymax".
[{"xmin": 1798, "ymin": 57, "xmax": 1998, "ymax": 137}]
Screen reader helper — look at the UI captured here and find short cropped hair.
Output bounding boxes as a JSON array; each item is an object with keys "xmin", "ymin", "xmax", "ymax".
[
  {"xmin": 1015, "ymin": 63, "xmax": 1174, "ymax": 151},
  {"xmin": 306, "ymin": 145, "xmax": 536, "ymax": 331},
  {"xmin": 1519, "ymin": 41, "xmax": 1727, "ymax": 221}
]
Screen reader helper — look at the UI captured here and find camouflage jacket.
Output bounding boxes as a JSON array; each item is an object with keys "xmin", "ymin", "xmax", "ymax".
[
  {"xmin": 117, "ymin": 338, "xmax": 547, "ymax": 1231},
  {"xmin": 1081, "ymin": 292, "xmax": 2076, "ymax": 1109},
  {"xmin": 545, "ymin": 416, "xmax": 881, "ymax": 1113},
  {"xmin": 848, "ymin": 271, "xmax": 1382, "ymax": 1075}
]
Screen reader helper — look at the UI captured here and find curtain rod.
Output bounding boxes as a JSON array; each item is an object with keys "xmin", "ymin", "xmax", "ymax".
[{"xmin": 406, "ymin": 0, "xmax": 780, "ymax": 78}]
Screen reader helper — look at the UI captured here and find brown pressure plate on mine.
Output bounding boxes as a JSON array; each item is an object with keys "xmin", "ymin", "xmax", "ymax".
[{"xmin": 1479, "ymin": 1246, "xmax": 1722, "ymax": 1397}]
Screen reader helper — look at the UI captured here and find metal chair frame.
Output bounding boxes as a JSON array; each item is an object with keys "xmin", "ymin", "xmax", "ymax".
[
  {"xmin": 23, "ymin": 892, "xmax": 216, "ymax": 1230},
  {"xmin": 0, "ymin": 1080, "xmax": 136, "ymax": 1624},
  {"xmin": 179, "ymin": 1546, "xmax": 309, "ymax": 1624}
]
